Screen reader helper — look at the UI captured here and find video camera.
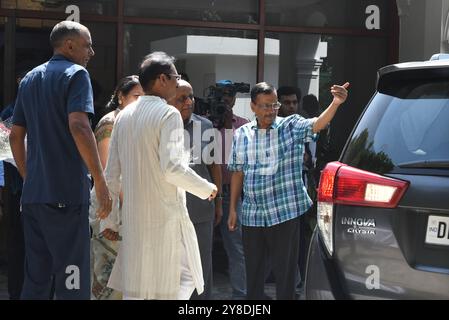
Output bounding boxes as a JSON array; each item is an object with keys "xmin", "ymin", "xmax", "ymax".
[{"xmin": 195, "ymin": 80, "xmax": 250, "ymax": 128}]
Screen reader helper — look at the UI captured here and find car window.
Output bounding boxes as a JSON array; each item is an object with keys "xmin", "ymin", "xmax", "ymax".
[{"xmin": 342, "ymin": 80, "xmax": 449, "ymax": 174}]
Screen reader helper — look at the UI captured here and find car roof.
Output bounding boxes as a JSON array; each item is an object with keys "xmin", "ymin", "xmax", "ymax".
[
  {"xmin": 379, "ymin": 59, "xmax": 449, "ymax": 76},
  {"xmin": 377, "ymin": 58, "xmax": 449, "ymax": 91}
]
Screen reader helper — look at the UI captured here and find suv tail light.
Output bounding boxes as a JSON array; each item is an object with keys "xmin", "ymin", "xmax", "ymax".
[{"xmin": 316, "ymin": 161, "xmax": 409, "ymax": 255}]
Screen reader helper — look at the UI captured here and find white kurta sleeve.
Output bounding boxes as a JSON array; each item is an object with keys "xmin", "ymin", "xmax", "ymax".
[
  {"xmin": 103, "ymin": 116, "xmax": 122, "ymax": 231},
  {"xmin": 160, "ymin": 111, "xmax": 216, "ymax": 200}
]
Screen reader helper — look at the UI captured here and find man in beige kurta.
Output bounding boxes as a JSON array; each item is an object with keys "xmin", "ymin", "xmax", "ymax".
[{"xmin": 104, "ymin": 52, "xmax": 217, "ymax": 299}]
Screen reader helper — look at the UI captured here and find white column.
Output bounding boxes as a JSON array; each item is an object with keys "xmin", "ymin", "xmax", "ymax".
[
  {"xmin": 441, "ymin": 0, "xmax": 449, "ymax": 53},
  {"xmin": 396, "ymin": 0, "xmax": 447, "ymax": 61},
  {"xmin": 295, "ymin": 34, "xmax": 327, "ymax": 97}
]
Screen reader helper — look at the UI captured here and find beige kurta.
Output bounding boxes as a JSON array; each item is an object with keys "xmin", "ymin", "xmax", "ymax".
[{"xmin": 104, "ymin": 95, "xmax": 215, "ymax": 299}]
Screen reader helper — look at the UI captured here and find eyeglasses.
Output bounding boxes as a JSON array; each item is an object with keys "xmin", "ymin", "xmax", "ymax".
[
  {"xmin": 257, "ymin": 101, "xmax": 282, "ymax": 110},
  {"xmin": 164, "ymin": 73, "xmax": 182, "ymax": 81},
  {"xmin": 176, "ymin": 94, "xmax": 194, "ymax": 104}
]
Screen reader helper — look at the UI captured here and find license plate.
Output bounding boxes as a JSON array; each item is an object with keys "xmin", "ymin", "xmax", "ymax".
[{"xmin": 425, "ymin": 215, "xmax": 449, "ymax": 246}]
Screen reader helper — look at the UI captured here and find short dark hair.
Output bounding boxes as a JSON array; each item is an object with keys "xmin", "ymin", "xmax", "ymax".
[
  {"xmin": 250, "ymin": 82, "xmax": 276, "ymax": 103},
  {"xmin": 106, "ymin": 75, "xmax": 141, "ymax": 109},
  {"xmin": 138, "ymin": 51, "xmax": 175, "ymax": 91},
  {"xmin": 277, "ymin": 86, "xmax": 302, "ymax": 102},
  {"xmin": 302, "ymin": 94, "xmax": 321, "ymax": 117},
  {"xmin": 180, "ymin": 72, "xmax": 190, "ymax": 82},
  {"xmin": 49, "ymin": 21, "xmax": 87, "ymax": 49}
]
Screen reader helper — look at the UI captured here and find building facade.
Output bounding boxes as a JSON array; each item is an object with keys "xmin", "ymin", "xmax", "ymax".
[{"xmin": 0, "ymin": 0, "xmax": 446, "ymax": 159}]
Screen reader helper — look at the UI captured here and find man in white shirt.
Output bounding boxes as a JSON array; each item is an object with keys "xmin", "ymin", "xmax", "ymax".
[{"xmin": 104, "ymin": 51, "xmax": 217, "ymax": 300}]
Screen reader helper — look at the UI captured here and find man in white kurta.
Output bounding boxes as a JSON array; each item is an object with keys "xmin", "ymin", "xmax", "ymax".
[{"xmin": 104, "ymin": 52, "xmax": 217, "ymax": 299}]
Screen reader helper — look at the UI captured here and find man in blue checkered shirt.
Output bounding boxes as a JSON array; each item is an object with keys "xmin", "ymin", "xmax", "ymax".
[{"xmin": 228, "ymin": 81, "xmax": 349, "ymax": 300}]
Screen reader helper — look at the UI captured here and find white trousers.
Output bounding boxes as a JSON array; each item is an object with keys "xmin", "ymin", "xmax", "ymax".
[{"xmin": 123, "ymin": 236, "xmax": 195, "ymax": 300}]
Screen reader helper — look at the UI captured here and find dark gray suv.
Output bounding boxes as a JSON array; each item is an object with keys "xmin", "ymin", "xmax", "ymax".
[{"xmin": 305, "ymin": 56, "xmax": 449, "ymax": 299}]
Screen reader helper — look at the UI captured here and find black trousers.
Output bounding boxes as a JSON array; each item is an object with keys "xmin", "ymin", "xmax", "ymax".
[
  {"xmin": 21, "ymin": 204, "xmax": 90, "ymax": 300},
  {"xmin": 242, "ymin": 217, "xmax": 300, "ymax": 300},
  {"xmin": 4, "ymin": 188, "xmax": 24, "ymax": 300},
  {"xmin": 190, "ymin": 220, "xmax": 214, "ymax": 300}
]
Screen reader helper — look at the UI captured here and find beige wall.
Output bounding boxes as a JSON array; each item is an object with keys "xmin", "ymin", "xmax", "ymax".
[{"xmin": 397, "ymin": 0, "xmax": 449, "ymax": 62}]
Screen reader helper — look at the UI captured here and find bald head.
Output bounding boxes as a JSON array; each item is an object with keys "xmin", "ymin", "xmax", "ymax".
[
  {"xmin": 177, "ymin": 79, "xmax": 192, "ymax": 90},
  {"xmin": 168, "ymin": 79, "xmax": 194, "ymax": 123},
  {"xmin": 50, "ymin": 21, "xmax": 89, "ymax": 49},
  {"xmin": 50, "ymin": 20, "xmax": 94, "ymax": 67}
]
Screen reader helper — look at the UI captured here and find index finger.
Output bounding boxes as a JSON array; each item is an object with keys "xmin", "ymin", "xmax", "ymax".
[{"xmin": 341, "ymin": 82, "xmax": 350, "ymax": 89}]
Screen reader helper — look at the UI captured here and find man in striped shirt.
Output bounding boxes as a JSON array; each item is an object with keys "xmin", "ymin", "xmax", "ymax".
[
  {"xmin": 228, "ymin": 81, "xmax": 349, "ymax": 300},
  {"xmin": 104, "ymin": 52, "xmax": 217, "ymax": 300}
]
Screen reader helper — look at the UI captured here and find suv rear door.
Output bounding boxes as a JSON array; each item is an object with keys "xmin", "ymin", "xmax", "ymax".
[{"xmin": 334, "ymin": 64, "xmax": 449, "ymax": 299}]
